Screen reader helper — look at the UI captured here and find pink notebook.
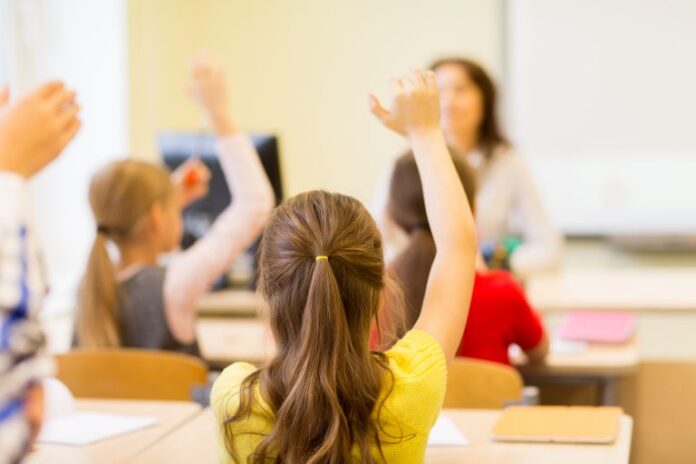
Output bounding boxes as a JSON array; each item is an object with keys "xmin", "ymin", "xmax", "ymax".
[{"xmin": 558, "ymin": 311, "xmax": 635, "ymax": 344}]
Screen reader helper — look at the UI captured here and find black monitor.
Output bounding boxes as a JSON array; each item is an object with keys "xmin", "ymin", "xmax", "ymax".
[{"xmin": 159, "ymin": 132, "xmax": 283, "ymax": 289}]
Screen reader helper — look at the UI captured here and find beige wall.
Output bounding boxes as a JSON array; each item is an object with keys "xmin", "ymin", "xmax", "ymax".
[{"xmin": 128, "ymin": 0, "xmax": 503, "ymax": 204}]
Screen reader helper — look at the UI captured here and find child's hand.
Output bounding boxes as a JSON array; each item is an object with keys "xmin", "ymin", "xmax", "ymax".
[
  {"xmin": 188, "ymin": 54, "xmax": 237, "ymax": 135},
  {"xmin": 172, "ymin": 158, "xmax": 211, "ymax": 207},
  {"xmin": 369, "ymin": 69, "xmax": 440, "ymax": 137},
  {"xmin": 25, "ymin": 383, "xmax": 45, "ymax": 447},
  {"xmin": 0, "ymin": 82, "xmax": 81, "ymax": 178}
]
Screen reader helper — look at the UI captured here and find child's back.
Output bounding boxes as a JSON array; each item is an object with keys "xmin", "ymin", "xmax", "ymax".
[
  {"xmin": 213, "ymin": 328, "xmax": 445, "ymax": 463},
  {"xmin": 388, "ymin": 152, "xmax": 548, "ymax": 365},
  {"xmin": 214, "ymin": 70, "xmax": 479, "ymax": 463},
  {"xmin": 213, "ymin": 190, "xmax": 449, "ymax": 463},
  {"xmin": 76, "ymin": 57, "xmax": 274, "ymax": 353},
  {"xmin": 458, "ymin": 270, "xmax": 544, "ymax": 364},
  {"xmin": 118, "ymin": 266, "xmax": 198, "ymax": 355}
]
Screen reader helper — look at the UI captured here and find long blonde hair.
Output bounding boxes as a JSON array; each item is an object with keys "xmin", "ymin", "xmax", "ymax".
[{"xmin": 76, "ymin": 160, "xmax": 173, "ymax": 348}]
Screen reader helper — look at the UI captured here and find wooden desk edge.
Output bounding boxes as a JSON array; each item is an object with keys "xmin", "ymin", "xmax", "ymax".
[
  {"xmin": 517, "ymin": 360, "xmax": 640, "ymax": 377},
  {"xmin": 532, "ymin": 303, "xmax": 696, "ymax": 313}
]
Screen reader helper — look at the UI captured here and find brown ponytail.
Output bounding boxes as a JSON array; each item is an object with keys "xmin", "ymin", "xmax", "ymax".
[
  {"xmin": 390, "ymin": 229, "xmax": 437, "ymax": 331},
  {"xmin": 225, "ymin": 191, "xmax": 403, "ymax": 463},
  {"xmin": 388, "ymin": 152, "xmax": 478, "ymax": 332},
  {"xmin": 76, "ymin": 160, "xmax": 174, "ymax": 348},
  {"xmin": 77, "ymin": 231, "xmax": 120, "ymax": 347}
]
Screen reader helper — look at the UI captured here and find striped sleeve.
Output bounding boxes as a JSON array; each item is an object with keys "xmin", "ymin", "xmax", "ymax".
[{"xmin": 0, "ymin": 172, "xmax": 52, "ymax": 464}]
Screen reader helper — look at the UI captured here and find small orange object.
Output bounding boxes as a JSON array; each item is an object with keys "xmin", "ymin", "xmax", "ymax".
[{"xmin": 184, "ymin": 168, "xmax": 200, "ymax": 186}]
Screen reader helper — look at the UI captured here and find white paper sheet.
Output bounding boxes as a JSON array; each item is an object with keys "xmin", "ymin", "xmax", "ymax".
[
  {"xmin": 550, "ymin": 338, "xmax": 589, "ymax": 355},
  {"xmin": 509, "ymin": 339, "xmax": 589, "ymax": 361},
  {"xmin": 38, "ymin": 412, "xmax": 158, "ymax": 446},
  {"xmin": 427, "ymin": 414, "xmax": 469, "ymax": 446}
]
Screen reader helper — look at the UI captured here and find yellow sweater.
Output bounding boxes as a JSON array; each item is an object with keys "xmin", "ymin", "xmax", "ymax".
[{"xmin": 211, "ymin": 329, "xmax": 446, "ymax": 463}]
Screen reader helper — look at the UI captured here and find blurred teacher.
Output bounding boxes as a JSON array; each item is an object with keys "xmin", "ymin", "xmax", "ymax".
[{"xmin": 371, "ymin": 58, "xmax": 563, "ymax": 277}]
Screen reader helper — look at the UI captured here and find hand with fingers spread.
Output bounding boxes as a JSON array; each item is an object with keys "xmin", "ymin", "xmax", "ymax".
[
  {"xmin": 369, "ymin": 69, "xmax": 440, "ymax": 137},
  {"xmin": 0, "ymin": 82, "xmax": 81, "ymax": 178},
  {"xmin": 171, "ymin": 157, "xmax": 212, "ymax": 207},
  {"xmin": 188, "ymin": 54, "xmax": 238, "ymax": 136}
]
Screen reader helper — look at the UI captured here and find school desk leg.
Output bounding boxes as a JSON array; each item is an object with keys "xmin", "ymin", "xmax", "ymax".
[{"xmin": 599, "ymin": 377, "xmax": 619, "ymax": 405}]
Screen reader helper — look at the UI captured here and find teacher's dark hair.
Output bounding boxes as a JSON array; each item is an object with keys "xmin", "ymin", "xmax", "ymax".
[{"xmin": 431, "ymin": 57, "xmax": 509, "ymax": 159}]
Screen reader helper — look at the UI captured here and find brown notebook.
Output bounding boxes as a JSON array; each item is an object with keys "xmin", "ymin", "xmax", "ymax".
[{"xmin": 491, "ymin": 406, "xmax": 623, "ymax": 444}]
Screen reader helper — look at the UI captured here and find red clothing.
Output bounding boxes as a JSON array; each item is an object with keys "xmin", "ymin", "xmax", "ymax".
[{"xmin": 456, "ymin": 270, "xmax": 545, "ymax": 365}]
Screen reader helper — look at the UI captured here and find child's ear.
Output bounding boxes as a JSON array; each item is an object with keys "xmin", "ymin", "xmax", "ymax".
[{"xmin": 147, "ymin": 202, "xmax": 165, "ymax": 234}]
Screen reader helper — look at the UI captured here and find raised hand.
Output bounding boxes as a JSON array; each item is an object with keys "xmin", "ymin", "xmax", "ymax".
[
  {"xmin": 369, "ymin": 69, "xmax": 440, "ymax": 137},
  {"xmin": 171, "ymin": 157, "xmax": 212, "ymax": 207},
  {"xmin": 188, "ymin": 54, "xmax": 237, "ymax": 135},
  {"xmin": 0, "ymin": 82, "xmax": 81, "ymax": 178}
]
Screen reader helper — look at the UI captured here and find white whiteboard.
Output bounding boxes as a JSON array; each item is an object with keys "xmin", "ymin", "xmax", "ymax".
[{"xmin": 506, "ymin": 0, "xmax": 696, "ymax": 235}]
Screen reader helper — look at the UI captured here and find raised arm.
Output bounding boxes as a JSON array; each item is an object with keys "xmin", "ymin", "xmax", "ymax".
[
  {"xmin": 164, "ymin": 56, "xmax": 274, "ymax": 344},
  {"xmin": 370, "ymin": 70, "xmax": 477, "ymax": 361},
  {"xmin": 0, "ymin": 81, "xmax": 81, "ymax": 309},
  {"xmin": 0, "ymin": 81, "xmax": 80, "ymax": 460}
]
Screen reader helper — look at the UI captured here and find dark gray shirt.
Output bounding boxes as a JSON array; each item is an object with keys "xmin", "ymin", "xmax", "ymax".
[{"xmin": 118, "ymin": 266, "xmax": 200, "ymax": 357}]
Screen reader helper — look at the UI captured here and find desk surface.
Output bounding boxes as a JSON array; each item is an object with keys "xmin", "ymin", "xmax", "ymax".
[
  {"xmin": 197, "ymin": 289, "xmax": 264, "ymax": 317},
  {"xmin": 130, "ymin": 407, "xmax": 217, "ymax": 464},
  {"xmin": 197, "ymin": 318, "xmax": 273, "ymax": 368},
  {"xmin": 28, "ymin": 399, "xmax": 201, "ymax": 464},
  {"xmin": 426, "ymin": 409, "xmax": 632, "ymax": 464},
  {"xmin": 134, "ymin": 408, "xmax": 632, "ymax": 464},
  {"xmin": 200, "ymin": 273, "xmax": 696, "ymax": 315},
  {"xmin": 198, "ymin": 318, "xmax": 639, "ymax": 378},
  {"xmin": 196, "ymin": 241, "xmax": 696, "ymax": 316},
  {"xmin": 512, "ymin": 338, "xmax": 640, "ymax": 378},
  {"xmin": 527, "ymin": 267, "xmax": 696, "ymax": 312}
]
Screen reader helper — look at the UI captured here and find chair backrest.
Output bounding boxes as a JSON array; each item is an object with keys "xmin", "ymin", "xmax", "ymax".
[
  {"xmin": 443, "ymin": 357, "xmax": 524, "ymax": 409},
  {"xmin": 55, "ymin": 349, "xmax": 208, "ymax": 401}
]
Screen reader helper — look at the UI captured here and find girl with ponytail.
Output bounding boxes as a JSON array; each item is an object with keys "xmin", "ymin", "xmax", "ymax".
[
  {"xmin": 372, "ymin": 58, "xmax": 563, "ymax": 277},
  {"xmin": 388, "ymin": 153, "xmax": 549, "ymax": 366},
  {"xmin": 75, "ymin": 56, "xmax": 274, "ymax": 353},
  {"xmin": 212, "ymin": 69, "xmax": 478, "ymax": 463}
]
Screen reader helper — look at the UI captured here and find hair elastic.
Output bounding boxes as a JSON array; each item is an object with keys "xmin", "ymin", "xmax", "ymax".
[{"xmin": 315, "ymin": 255, "xmax": 329, "ymax": 261}]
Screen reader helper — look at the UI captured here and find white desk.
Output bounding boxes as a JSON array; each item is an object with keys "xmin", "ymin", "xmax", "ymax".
[
  {"xmin": 527, "ymin": 267, "xmax": 696, "ymax": 313},
  {"xmin": 28, "ymin": 399, "xmax": 201, "ymax": 464},
  {"xmin": 197, "ymin": 268, "xmax": 696, "ymax": 315},
  {"xmin": 133, "ymin": 408, "xmax": 633, "ymax": 464},
  {"xmin": 512, "ymin": 338, "xmax": 640, "ymax": 405},
  {"xmin": 513, "ymin": 338, "xmax": 639, "ymax": 377}
]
